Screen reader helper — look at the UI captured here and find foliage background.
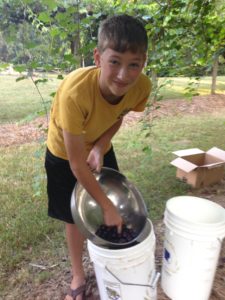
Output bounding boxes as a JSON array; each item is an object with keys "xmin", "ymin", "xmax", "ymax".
[{"xmin": 0, "ymin": 0, "xmax": 225, "ymax": 93}]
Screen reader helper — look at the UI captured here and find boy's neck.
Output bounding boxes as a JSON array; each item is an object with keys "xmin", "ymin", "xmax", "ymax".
[{"xmin": 104, "ymin": 95, "xmax": 124, "ymax": 105}]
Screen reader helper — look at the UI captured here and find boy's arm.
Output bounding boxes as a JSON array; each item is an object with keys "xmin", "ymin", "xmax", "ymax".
[
  {"xmin": 63, "ymin": 129, "xmax": 123, "ymax": 231},
  {"xmin": 87, "ymin": 118, "xmax": 123, "ymax": 172}
]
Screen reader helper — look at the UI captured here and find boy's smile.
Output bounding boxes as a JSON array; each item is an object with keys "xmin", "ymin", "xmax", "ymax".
[{"xmin": 94, "ymin": 48, "xmax": 146, "ymax": 104}]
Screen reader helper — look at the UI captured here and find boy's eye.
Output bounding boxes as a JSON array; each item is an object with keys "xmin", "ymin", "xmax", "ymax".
[
  {"xmin": 109, "ymin": 60, "xmax": 119, "ymax": 65},
  {"xmin": 130, "ymin": 63, "xmax": 140, "ymax": 68}
]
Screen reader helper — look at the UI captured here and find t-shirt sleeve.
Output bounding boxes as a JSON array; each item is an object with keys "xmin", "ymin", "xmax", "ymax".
[
  {"xmin": 133, "ymin": 95, "xmax": 149, "ymax": 112},
  {"xmin": 59, "ymin": 91, "xmax": 86, "ymax": 135},
  {"xmin": 132, "ymin": 76, "xmax": 152, "ymax": 112}
]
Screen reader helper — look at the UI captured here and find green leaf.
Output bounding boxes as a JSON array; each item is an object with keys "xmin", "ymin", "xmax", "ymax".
[
  {"xmin": 64, "ymin": 54, "xmax": 77, "ymax": 64},
  {"xmin": 57, "ymin": 74, "xmax": 64, "ymax": 80},
  {"xmin": 50, "ymin": 92, "xmax": 56, "ymax": 97},
  {"xmin": 55, "ymin": 12, "xmax": 68, "ymax": 23},
  {"xmin": 34, "ymin": 79, "xmax": 48, "ymax": 85},
  {"xmin": 50, "ymin": 27, "xmax": 60, "ymax": 37},
  {"xmin": 38, "ymin": 12, "xmax": 51, "ymax": 24},
  {"xmin": 16, "ymin": 76, "xmax": 27, "ymax": 82},
  {"xmin": 142, "ymin": 146, "xmax": 152, "ymax": 155},
  {"xmin": 29, "ymin": 61, "xmax": 39, "ymax": 69},
  {"xmin": 67, "ymin": 7, "xmax": 77, "ymax": 14},
  {"xmin": 43, "ymin": 64, "xmax": 54, "ymax": 72},
  {"xmin": 14, "ymin": 65, "xmax": 27, "ymax": 73},
  {"xmin": 163, "ymin": 15, "xmax": 172, "ymax": 26},
  {"xmin": 42, "ymin": 0, "xmax": 58, "ymax": 10}
]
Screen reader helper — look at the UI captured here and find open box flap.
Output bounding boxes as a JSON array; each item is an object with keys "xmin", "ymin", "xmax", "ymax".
[
  {"xmin": 206, "ymin": 147, "xmax": 225, "ymax": 162},
  {"xmin": 170, "ymin": 157, "xmax": 197, "ymax": 172},
  {"xmin": 172, "ymin": 148, "xmax": 204, "ymax": 157},
  {"xmin": 199, "ymin": 161, "xmax": 225, "ymax": 169}
]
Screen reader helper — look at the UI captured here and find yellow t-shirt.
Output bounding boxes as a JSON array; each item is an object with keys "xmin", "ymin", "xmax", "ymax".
[{"xmin": 47, "ymin": 66, "xmax": 151, "ymax": 160}]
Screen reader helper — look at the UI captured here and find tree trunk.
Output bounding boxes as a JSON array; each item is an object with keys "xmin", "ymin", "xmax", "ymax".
[
  {"xmin": 151, "ymin": 39, "xmax": 158, "ymax": 102},
  {"xmin": 70, "ymin": 2, "xmax": 83, "ymax": 68},
  {"xmin": 70, "ymin": 22, "xmax": 82, "ymax": 67},
  {"xmin": 151, "ymin": 69, "xmax": 158, "ymax": 102},
  {"xmin": 211, "ymin": 56, "xmax": 219, "ymax": 95}
]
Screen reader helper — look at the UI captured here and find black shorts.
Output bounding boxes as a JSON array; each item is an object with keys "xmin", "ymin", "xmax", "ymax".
[{"xmin": 44, "ymin": 147, "xmax": 119, "ymax": 224}]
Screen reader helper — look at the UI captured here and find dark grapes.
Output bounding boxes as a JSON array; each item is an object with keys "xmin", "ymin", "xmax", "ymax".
[{"xmin": 95, "ymin": 224, "xmax": 138, "ymax": 244}]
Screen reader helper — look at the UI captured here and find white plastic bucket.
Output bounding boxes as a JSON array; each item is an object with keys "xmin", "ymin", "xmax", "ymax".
[
  {"xmin": 87, "ymin": 219, "xmax": 159, "ymax": 300},
  {"xmin": 161, "ymin": 196, "xmax": 225, "ymax": 300}
]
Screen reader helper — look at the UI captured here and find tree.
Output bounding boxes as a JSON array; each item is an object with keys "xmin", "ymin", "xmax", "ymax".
[
  {"xmin": 0, "ymin": 0, "xmax": 224, "ymax": 94},
  {"xmin": 192, "ymin": 0, "xmax": 225, "ymax": 94},
  {"xmin": 142, "ymin": 0, "xmax": 225, "ymax": 95}
]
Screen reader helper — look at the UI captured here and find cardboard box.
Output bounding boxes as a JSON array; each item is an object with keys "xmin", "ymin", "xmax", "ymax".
[{"xmin": 170, "ymin": 147, "xmax": 225, "ymax": 188}]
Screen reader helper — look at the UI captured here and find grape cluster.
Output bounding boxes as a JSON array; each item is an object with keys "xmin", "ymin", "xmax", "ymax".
[{"xmin": 95, "ymin": 224, "xmax": 137, "ymax": 244}]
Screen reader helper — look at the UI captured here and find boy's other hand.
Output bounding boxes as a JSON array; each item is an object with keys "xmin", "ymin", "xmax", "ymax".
[
  {"xmin": 87, "ymin": 146, "xmax": 103, "ymax": 173},
  {"xmin": 102, "ymin": 199, "xmax": 123, "ymax": 234}
]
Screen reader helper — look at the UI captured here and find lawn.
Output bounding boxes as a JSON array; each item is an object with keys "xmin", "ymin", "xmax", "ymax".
[
  {"xmin": 0, "ymin": 74, "xmax": 61, "ymax": 123},
  {"xmin": 0, "ymin": 74, "xmax": 224, "ymax": 123},
  {"xmin": 0, "ymin": 74, "xmax": 225, "ymax": 298},
  {"xmin": 155, "ymin": 76, "xmax": 225, "ymax": 99}
]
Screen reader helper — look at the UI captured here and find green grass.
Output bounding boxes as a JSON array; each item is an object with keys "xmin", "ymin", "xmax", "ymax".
[
  {"xmin": 114, "ymin": 113, "xmax": 225, "ymax": 218},
  {"xmin": 0, "ymin": 75, "xmax": 224, "ymax": 123},
  {"xmin": 0, "ymin": 145, "xmax": 66, "ymax": 270},
  {"xmin": 158, "ymin": 76, "xmax": 225, "ymax": 99},
  {"xmin": 1, "ymin": 112, "xmax": 225, "ymax": 284},
  {"xmin": 0, "ymin": 74, "xmax": 61, "ymax": 123},
  {"xmin": 0, "ymin": 144, "xmax": 67, "ymax": 290}
]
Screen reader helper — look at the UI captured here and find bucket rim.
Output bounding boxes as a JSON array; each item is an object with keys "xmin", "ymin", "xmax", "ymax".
[{"xmin": 165, "ymin": 196, "xmax": 225, "ymax": 227}]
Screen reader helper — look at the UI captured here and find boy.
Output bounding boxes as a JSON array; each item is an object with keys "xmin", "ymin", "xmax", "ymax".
[{"xmin": 45, "ymin": 14, "xmax": 151, "ymax": 300}]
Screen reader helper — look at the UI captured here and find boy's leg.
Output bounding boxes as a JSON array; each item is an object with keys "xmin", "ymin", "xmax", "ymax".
[
  {"xmin": 45, "ymin": 149, "xmax": 85, "ymax": 299},
  {"xmin": 64, "ymin": 146, "xmax": 119, "ymax": 299},
  {"xmin": 45, "ymin": 147, "xmax": 119, "ymax": 299},
  {"xmin": 65, "ymin": 223, "xmax": 86, "ymax": 300}
]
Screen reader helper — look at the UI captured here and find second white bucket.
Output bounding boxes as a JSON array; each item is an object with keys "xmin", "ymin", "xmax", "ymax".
[
  {"xmin": 161, "ymin": 196, "xmax": 225, "ymax": 300},
  {"xmin": 88, "ymin": 219, "xmax": 159, "ymax": 300}
]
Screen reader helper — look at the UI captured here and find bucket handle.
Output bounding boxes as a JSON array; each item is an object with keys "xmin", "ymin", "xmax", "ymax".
[{"xmin": 105, "ymin": 266, "xmax": 160, "ymax": 289}]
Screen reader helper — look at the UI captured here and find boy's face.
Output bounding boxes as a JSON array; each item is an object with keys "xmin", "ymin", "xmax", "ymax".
[{"xmin": 94, "ymin": 48, "xmax": 146, "ymax": 103}]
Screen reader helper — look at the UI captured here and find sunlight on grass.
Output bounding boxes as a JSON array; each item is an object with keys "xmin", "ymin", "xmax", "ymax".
[
  {"xmin": 0, "ymin": 75, "xmax": 61, "ymax": 123},
  {"xmin": 1, "ymin": 75, "xmax": 225, "ymax": 123},
  {"xmin": 159, "ymin": 76, "xmax": 225, "ymax": 99}
]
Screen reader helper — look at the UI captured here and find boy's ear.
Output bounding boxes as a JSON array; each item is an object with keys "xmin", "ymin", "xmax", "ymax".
[{"xmin": 94, "ymin": 48, "xmax": 101, "ymax": 67}]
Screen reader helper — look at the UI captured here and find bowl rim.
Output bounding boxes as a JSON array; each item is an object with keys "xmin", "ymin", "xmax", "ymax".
[{"xmin": 71, "ymin": 167, "xmax": 148, "ymax": 247}]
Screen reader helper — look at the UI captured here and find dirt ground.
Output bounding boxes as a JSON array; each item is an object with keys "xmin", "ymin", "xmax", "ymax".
[
  {"xmin": 1, "ymin": 94, "xmax": 225, "ymax": 300},
  {"xmin": 1, "ymin": 94, "xmax": 225, "ymax": 147}
]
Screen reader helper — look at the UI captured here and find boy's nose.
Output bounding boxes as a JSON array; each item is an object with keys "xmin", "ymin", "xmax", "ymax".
[{"xmin": 117, "ymin": 67, "xmax": 128, "ymax": 81}]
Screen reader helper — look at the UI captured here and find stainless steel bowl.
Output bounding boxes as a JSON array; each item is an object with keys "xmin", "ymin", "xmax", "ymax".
[{"xmin": 71, "ymin": 167, "xmax": 148, "ymax": 248}]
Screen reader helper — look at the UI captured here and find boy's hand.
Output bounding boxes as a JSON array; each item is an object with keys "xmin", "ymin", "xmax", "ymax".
[
  {"xmin": 87, "ymin": 146, "xmax": 103, "ymax": 173},
  {"xmin": 102, "ymin": 199, "xmax": 123, "ymax": 234}
]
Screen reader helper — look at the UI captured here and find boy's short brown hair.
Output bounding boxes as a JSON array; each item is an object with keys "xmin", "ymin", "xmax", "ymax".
[{"xmin": 97, "ymin": 14, "xmax": 148, "ymax": 54}]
